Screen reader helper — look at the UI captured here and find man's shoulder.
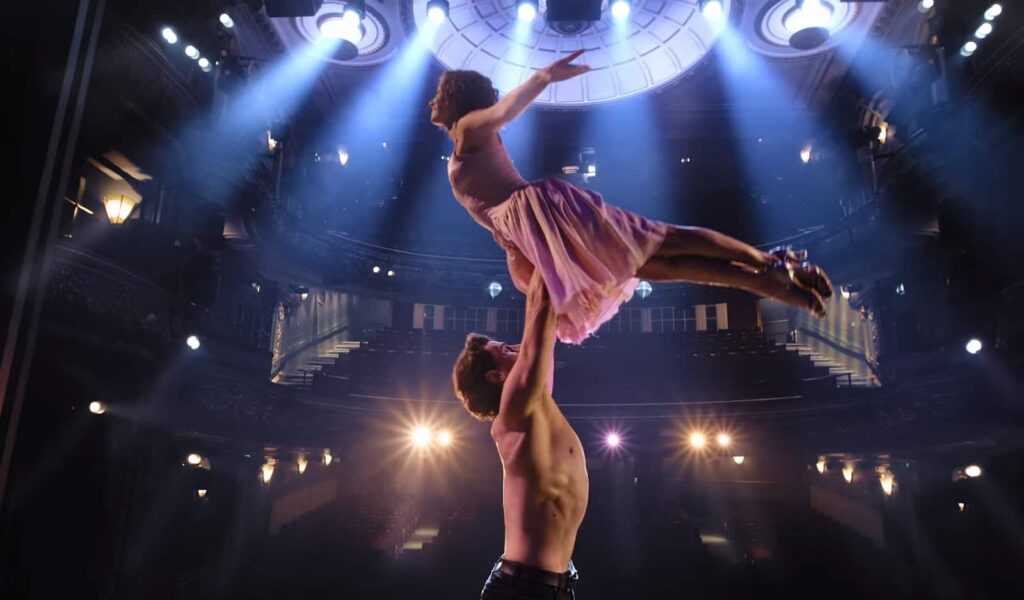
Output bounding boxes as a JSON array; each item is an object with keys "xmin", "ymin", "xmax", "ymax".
[{"xmin": 492, "ymin": 395, "xmax": 553, "ymax": 438}]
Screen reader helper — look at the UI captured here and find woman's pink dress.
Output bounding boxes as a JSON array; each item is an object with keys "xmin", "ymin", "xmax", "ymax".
[{"xmin": 448, "ymin": 142, "xmax": 668, "ymax": 344}]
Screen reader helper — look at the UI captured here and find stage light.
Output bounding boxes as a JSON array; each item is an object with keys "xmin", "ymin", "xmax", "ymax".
[
  {"xmin": 266, "ymin": 130, "xmax": 279, "ymax": 152},
  {"xmin": 984, "ymin": 4, "xmax": 1002, "ymax": 21},
  {"xmin": 960, "ymin": 41, "xmax": 977, "ymax": 57},
  {"xmin": 786, "ymin": 0, "xmax": 831, "ymax": 33},
  {"xmin": 411, "ymin": 426, "xmax": 432, "ymax": 449},
  {"xmin": 896, "ymin": 283, "xmax": 906, "ymax": 295},
  {"xmin": 917, "ymin": 0, "xmax": 933, "ymax": 12},
  {"xmin": 297, "ymin": 454, "xmax": 308, "ymax": 474},
  {"xmin": 488, "ymin": 281, "xmax": 503, "ymax": 299},
  {"xmin": 197, "ymin": 489, "xmax": 208, "ymax": 498},
  {"xmin": 437, "ymin": 430, "xmax": 453, "ymax": 447},
  {"xmin": 89, "ymin": 401, "xmax": 106, "ymax": 415},
  {"xmin": 636, "ymin": 280, "xmax": 652, "ymax": 299},
  {"xmin": 387, "ymin": 269, "xmax": 396, "ymax": 277},
  {"xmin": 337, "ymin": 148, "xmax": 349, "ymax": 165},
  {"xmin": 966, "ymin": 338, "xmax": 983, "ymax": 354},
  {"xmin": 185, "ymin": 45, "xmax": 200, "ymax": 60},
  {"xmin": 689, "ymin": 432, "xmax": 707, "ymax": 450},
  {"xmin": 319, "ymin": 15, "xmax": 363, "ymax": 44},
  {"xmin": 427, "ymin": 0, "xmax": 449, "ymax": 24},
  {"xmin": 517, "ymin": 0, "xmax": 538, "ymax": 22},
  {"xmin": 186, "ymin": 335, "xmax": 201, "ymax": 350},
  {"xmin": 816, "ymin": 458, "xmax": 826, "ymax": 474},
  {"xmin": 343, "ymin": 0, "xmax": 366, "ymax": 23},
  {"xmin": 699, "ymin": 0, "xmax": 723, "ymax": 20},
  {"xmin": 261, "ymin": 459, "xmax": 276, "ymax": 484},
  {"xmin": 187, "ymin": 453, "xmax": 202, "ymax": 466},
  {"xmin": 958, "ymin": 502, "xmax": 966, "ymax": 511},
  {"xmin": 879, "ymin": 471, "xmax": 895, "ymax": 496},
  {"xmin": 733, "ymin": 456, "xmax": 745, "ymax": 465},
  {"xmin": 975, "ymin": 22, "xmax": 993, "ymax": 39},
  {"xmin": 800, "ymin": 146, "xmax": 812, "ymax": 164},
  {"xmin": 716, "ymin": 433, "xmax": 731, "ymax": 448},
  {"xmin": 161, "ymin": 27, "xmax": 178, "ymax": 44},
  {"xmin": 219, "ymin": 13, "xmax": 235, "ymax": 28},
  {"xmin": 611, "ymin": 0, "xmax": 631, "ymax": 21},
  {"xmin": 965, "ymin": 464, "xmax": 982, "ymax": 478},
  {"xmin": 372, "ymin": 265, "xmax": 381, "ymax": 273},
  {"xmin": 842, "ymin": 463, "xmax": 854, "ymax": 483},
  {"xmin": 606, "ymin": 433, "xmax": 622, "ymax": 448},
  {"xmin": 198, "ymin": 57, "xmax": 211, "ymax": 72},
  {"xmin": 323, "ymin": 449, "xmax": 333, "ymax": 465}
]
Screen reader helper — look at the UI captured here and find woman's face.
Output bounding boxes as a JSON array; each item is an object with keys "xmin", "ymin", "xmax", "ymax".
[{"xmin": 428, "ymin": 78, "xmax": 453, "ymax": 129}]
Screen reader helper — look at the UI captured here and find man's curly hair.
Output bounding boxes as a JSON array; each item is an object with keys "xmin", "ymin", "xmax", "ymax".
[
  {"xmin": 437, "ymin": 71, "xmax": 499, "ymax": 129},
  {"xmin": 452, "ymin": 333, "xmax": 502, "ymax": 421}
]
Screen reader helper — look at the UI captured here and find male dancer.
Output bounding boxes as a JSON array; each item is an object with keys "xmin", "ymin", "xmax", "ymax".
[{"xmin": 453, "ymin": 270, "xmax": 586, "ymax": 599}]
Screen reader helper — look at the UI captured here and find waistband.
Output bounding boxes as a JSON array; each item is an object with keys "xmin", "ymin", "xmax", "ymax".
[{"xmin": 493, "ymin": 557, "xmax": 579, "ymax": 592}]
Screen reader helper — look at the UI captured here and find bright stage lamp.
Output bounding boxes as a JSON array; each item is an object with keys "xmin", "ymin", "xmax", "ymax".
[
  {"xmin": 966, "ymin": 338, "xmax": 982, "ymax": 354},
  {"xmin": 517, "ymin": 0, "xmax": 537, "ymax": 22},
  {"xmin": 427, "ymin": 0, "xmax": 449, "ymax": 24},
  {"xmin": 699, "ymin": 0, "xmax": 723, "ymax": 20},
  {"xmin": 611, "ymin": 0, "xmax": 631, "ymax": 20},
  {"xmin": 161, "ymin": 27, "xmax": 178, "ymax": 44},
  {"xmin": 412, "ymin": 426, "xmax": 432, "ymax": 449},
  {"xmin": 437, "ymin": 430, "xmax": 453, "ymax": 447},
  {"xmin": 89, "ymin": 401, "xmax": 106, "ymax": 415},
  {"xmin": 716, "ymin": 433, "xmax": 731, "ymax": 448},
  {"xmin": 984, "ymin": 4, "xmax": 1002, "ymax": 21},
  {"xmin": 606, "ymin": 433, "xmax": 621, "ymax": 448},
  {"xmin": 689, "ymin": 432, "xmax": 707, "ymax": 450}
]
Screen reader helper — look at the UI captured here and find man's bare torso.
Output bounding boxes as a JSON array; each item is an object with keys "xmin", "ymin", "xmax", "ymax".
[{"xmin": 491, "ymin": 394, "xmax": 589, "ymax": 573}]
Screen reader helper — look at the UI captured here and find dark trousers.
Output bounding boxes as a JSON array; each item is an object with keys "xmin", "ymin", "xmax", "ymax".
[{"xmin": 480, "ymin": 557, "xmax": 579, "ymax": 599}]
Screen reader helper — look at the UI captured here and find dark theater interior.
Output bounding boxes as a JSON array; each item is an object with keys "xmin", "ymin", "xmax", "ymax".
[{"xmin": 2, "ymin": 0, "xmax": 1024, "ymax": 598}]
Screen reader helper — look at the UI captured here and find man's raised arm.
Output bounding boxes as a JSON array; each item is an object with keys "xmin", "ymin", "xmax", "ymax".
[{"xmin": 497, "ymin": 271, "xmax": 556, "ymax": 426}]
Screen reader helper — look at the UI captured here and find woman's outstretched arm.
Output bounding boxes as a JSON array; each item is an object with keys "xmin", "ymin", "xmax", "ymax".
[{"xmin": 458, "ymin": 50, "xmax": 590, "ymax": 135}]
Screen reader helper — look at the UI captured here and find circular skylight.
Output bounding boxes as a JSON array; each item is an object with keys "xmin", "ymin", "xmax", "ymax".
[{"xmin": 412, "ymin": 0, "xmax": 734, "ymax": 106}]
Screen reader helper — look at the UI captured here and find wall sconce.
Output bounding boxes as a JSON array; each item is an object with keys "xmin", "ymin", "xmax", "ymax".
[{"xmin": 103, "ymin": 194, "xmax": 138, "ymax": 225}]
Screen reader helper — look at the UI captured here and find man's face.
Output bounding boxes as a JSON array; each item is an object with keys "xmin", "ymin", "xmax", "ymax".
[{"xmin": 484, "ymin": 340, "xmax": 519, "ymax": 382}]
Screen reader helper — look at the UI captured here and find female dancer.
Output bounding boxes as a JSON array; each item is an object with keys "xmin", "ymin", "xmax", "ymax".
[{"xmin": 430, "ymin": 50, "xmax": 832, "ymax": 344}]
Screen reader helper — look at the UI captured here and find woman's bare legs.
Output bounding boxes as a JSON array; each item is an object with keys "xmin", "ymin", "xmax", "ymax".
[
  {"xmin": 652, "ymin": 225, "xmax": 777, "ymax": 270},
  {"xmin": 636, "ymin": 255, "xmax": 827, "ymax": 317}
]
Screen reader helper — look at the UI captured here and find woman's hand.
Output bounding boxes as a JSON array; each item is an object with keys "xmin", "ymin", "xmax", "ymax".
[{"xmin": 541, "ymin": 49, "xmax": 591, "ymax": 83}]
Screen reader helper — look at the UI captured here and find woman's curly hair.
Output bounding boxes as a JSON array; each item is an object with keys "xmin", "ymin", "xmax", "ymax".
[{"xmin": 437, "ymin": 70, "xmax": 499, "ymax": 129}]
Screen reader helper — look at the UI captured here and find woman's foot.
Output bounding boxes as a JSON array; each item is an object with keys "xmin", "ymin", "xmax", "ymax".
[
  {"xmin": 762, "ymin": 262, "xmax": 828, "ymax": 318},
  {"xmin": 769, "ymin": 246, "xmax": 834, "ymax": 301}
]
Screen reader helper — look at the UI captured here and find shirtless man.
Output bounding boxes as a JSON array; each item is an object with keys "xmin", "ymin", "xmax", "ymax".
[{"xmin": 452, "ymin": 270, "xmax": 588, "ymax": 599}]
